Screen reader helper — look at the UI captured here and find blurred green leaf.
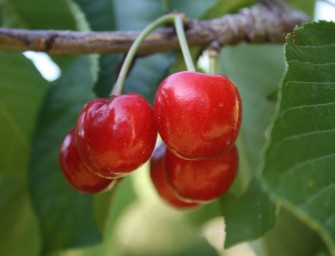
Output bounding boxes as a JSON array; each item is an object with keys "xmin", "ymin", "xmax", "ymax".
[
  {"xmin": 0, "ymin": 51, "xmax": 48, "ymax": 178},
  {"xmin": 201, "ymin": 0, "xmax": 255, "ymax": 19},
  {"xmin": 73, "ymin": 0, "xmax": 114, "ymax": 31},
  {"xmin": 260, "ymin": 21, "xmax": 335, "ymax": 255},
  {"xmin": 123, "ymin": 54, "xmax": 174, "ymax": 104},
  {"xmin": 104, "ymin": 173, "xmax": 217, "ymax": 256},
  {"xmin": 73, "ymin": 0, "xmax": 121, "ymax": 97},
  {"xmin": 0, "ymin": 0, "xmax": 77, "ymax": 29},
  {"xmin": 220, "ymin": 43, "xmax": 285, "ymax": 172},
  {"xmin": 217, "ymin": 43, "xmax": 286, "ymax": 246},
  {"xmin": 1, "ymin": 0, "xmax": 90, "ymax": 70},
  {"xmin": 0, "ymin": 2, "xmax": 3, "ymax": 25},
  {"xmin": 162, "ymin": 0, "xmax": 216, "ymax": 18},
  {"xmin": 114, "ymin": 0, "xmax": 164, "ymax": 30},
  {"xmin": 288, "ymin": 0, "xmax": 315, "ymax": 17},
  {"xmin": 258, "ymin": 208, "xmax": 326, "ymax": 256},
  {"xmin": 29, "ymin": 56, "xmax": 102, "ymax": 254},
  {"xmin": 51, "ymin": 178, "xmax": 139, "ymax": 256},
  {"xmin": 94, "ymin": 54, "xmax": 121, "ymax": 97},
  {"xmin": 221, "ymin": 179, "xmax": 275, "ymax": 247},
  {"xmin": 0, "ymin": 51, "xmax": 47, "ymax": 255},
  {"xmin": 0, "ymin": 176, "xmax": 40, "ymax": 256}
]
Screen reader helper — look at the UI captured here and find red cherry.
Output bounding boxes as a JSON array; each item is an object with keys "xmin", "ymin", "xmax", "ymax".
[
  {"xmin": 150, "ymin": 144, "xmax": 199, "ymax": 209},
  {"xmin": 154, "ymin": 71, "xmax": 241, "ymax": 160},
  {"xmin": 75, "ymin": 94, "xmax": 157, "ymax": 178},
  {"xmin": 59, "ymin": 129, "xmax": 116, "ymax": 194},
  {"xmin": 165, "ymin": 145, "xmax": 238, "ymax": 203}
]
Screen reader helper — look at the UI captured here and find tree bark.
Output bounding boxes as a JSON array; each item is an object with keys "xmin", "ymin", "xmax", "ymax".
[{"xmin": 0, "ymin": 2, "xmax": 309, "ymax": 55}]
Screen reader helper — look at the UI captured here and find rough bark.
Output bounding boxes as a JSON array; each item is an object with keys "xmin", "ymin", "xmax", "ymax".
[{"xmin": 0, "ymin": 2, "xmax": 309, "ymax": 55}]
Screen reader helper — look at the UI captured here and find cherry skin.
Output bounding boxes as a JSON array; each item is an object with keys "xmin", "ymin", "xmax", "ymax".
[
  {"xmin": 154, "ymin": 71, "xmax": 241, "ymax": 160},
  {"xmin": 164, "ymin": 145, "xmax": 238, "ymax": 203},
  {"xmin": 150, "ymin": 144, "xmax": 199, "ymax": 209},
  {"xmin": 75, "ymin": 94, "xmax": 157, "ymax": 178},
  {"xmin": 59, "ymin": 129, "xmax": 117, "ymax": 194}
]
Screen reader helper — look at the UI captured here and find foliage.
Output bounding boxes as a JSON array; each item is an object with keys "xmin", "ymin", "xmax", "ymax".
[{"xmin": 0, "ymin": 0, "xmax": 334, "ymax": 255}]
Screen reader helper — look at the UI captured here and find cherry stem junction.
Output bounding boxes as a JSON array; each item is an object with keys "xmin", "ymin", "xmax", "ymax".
[
  {"xmin": 111, "ymin": 13, "xmax": 195, "ymax": 96},
  {"xmin": 111, "ymin": 14, "xmax": 176, "ymax": 96}
]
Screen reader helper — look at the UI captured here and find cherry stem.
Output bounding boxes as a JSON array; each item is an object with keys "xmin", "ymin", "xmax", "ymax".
[
  {"xmin": 209, "ymin": 56, "xmax": 217, "ymax": 74},
  {"xmin": 174, "ymin": 15, "xmax": 196, "ymax": 72},
  {"xmin": 207, "ymin": 43, "xmax": 220, "ymax": 74},
  {"xmin": 111, "ymin": 14, "xmax": 176, "ymax": 96}
]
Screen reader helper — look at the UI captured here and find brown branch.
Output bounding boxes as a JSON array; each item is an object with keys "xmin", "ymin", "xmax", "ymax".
[{"xmin": 0, "ymin": 2, "xmax": 309, "ymax": 55}]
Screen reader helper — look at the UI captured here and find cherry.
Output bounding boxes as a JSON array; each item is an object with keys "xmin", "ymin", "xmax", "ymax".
[
  {"xmin": 164, "ymin": 145, "xmax": 238, "ymax": 203},
  {"xmin": 154, "ymin": 71, "xmax": 241, "ymax": 160},
  {"xmin": 150, "ymin": 144, "xmax": 199, "ymax": 209},
  {"xmin": 75, "ymin": 94, "xmax": 157, "ymax": 178},
  {"xmin": 59, "ymin": 129, "xmax": 116, "ymax": 194}
]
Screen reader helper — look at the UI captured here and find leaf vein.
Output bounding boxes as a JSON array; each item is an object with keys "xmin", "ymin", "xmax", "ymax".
[
  {"xmin": 299, "ymin": 182, "xmax": 335, "ymax": 209},
  {"xmin": 278, "ymin": 152, "xmax": 335, "ymax": 188}
]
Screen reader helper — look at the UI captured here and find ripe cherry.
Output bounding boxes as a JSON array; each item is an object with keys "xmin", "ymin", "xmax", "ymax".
[
  {"xmin": 165, "ymin": 145, "xmax": 238, "ymax": 203},
  {"xmin": 75, "ymin": 94, "xmax": 157, "ymax": 178},
  {"xmin": 150, "ymin": 144, "xmax": 199, "ymax": 209},
  {"xmin": 59, "ymin": 129, "xmax": 116, "ymax": 194},
  {"xmin": 154, "ymin": 71, "xmax": 241, "ymax": 160}
]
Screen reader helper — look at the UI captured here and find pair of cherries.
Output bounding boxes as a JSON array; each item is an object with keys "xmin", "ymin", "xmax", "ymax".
[
  {"xmin": 150, "ymin": 71, "xmax": 241, "ymax": 208},
  {"xmin": 59, "ymin": 71, "xmax": 242, "ymax": 204}
]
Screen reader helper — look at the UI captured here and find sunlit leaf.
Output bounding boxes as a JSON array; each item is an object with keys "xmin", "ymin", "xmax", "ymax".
[{"xmin": 260, "ymin": 21, "xmax": 335, "ymax": 255}]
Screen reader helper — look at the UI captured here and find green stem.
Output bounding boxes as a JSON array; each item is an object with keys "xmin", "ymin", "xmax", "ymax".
[
  {"xmin": 208, "ymin": 54, "xmax": 217, "ymax": 74},
  {"xmin": 111, "ymin": 14, "xmax": 176, "ymax": 96},
  {"xmin": 174, "ymin": 15, "xmax": 196, "ymax": 72},
  {"xmin": 207, "ymin": 43, "xmax": 220, "ymax": 74}
]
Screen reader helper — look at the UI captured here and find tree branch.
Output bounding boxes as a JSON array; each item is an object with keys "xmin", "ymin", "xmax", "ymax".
[{"xmin": 0, "ymin": 2, "xmax": 309, "ymax": 55}]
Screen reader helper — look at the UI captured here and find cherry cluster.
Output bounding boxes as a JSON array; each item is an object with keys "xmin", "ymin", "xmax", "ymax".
[{"xmin": 59, "ymin": 71, "xmax": 242, "ymax": 209}]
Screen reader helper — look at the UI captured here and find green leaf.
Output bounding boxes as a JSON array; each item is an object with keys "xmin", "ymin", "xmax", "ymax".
[
  {"xmin": 257, "ymin": 208, "xmax": 327, "ymax": 256},
  {"xmin": 123, "ymin": 54, "xmax": 174, "ymax": 104},
  {"xmin": 94, "ymin": 54, "xmax": 121, "ymax": 97},
  {"xmin": 201, "ymin": 0, "xmax": 256, "ymax": 19},
  {"xmin": 0, "ymin": 0, "xmax": 89, "ymax": 70},
  {"xmin": 73, "ymin": 0, "xmax": 121, "ymax": 97},
  {"xmin": 287, "ymin": 0, "xmax": 315, "ymax": 17},
  {"xmin": 0, "ymin": 176, "xmax": 40, "ymax": 256},
  {"xmin": 1, "ymin": 0, "xmax": 77, "ymax": 29},
  {"xmin": 220, "ymin": 43, "xmax": 286, "ymax": 172},
  {"xmin": 260, "ymin": 21, "xmax": 335, "ymax": 255},
  {"xmin": 162, "ymin": 0, "xmax": 217, "ymax": 18},
  {"xmin": 0, "ymin": 51, "xmax": 48, "ymax": 178},
  {"xmin": 0, "ymin": 2, "xmax": 3, "ymax": 25},
  {"xmin": 73, "ymin": 0, "xmax": 115, "ymax": 31},
  {"xmin": 29, "ymin": 56, "xmax": 102, "ymax": 254},
  {"xmin": 0, "ymin": 51, "xmax": 47, "ymax": 255},
  {"xmin": 221, "ymin": 179, "xmax": 275, "ymax": 247},
  {"xmin": 217, "ymin": 43, "xmax": 286, "ymax": 246},
  {"xmin": 114, "ymin": 0, "xmax": 165, "ymax": 30}
]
